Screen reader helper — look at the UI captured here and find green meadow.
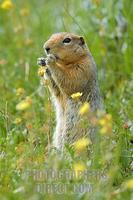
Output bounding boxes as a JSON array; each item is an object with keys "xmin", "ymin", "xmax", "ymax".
[{"xmin": 0, "ymin": 0, "xmax": 133, "ymax": 199}]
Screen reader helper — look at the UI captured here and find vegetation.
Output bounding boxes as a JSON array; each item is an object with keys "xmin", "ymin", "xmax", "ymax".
[{"xmin": 0, "ymin": 0, "xmax": 132, "ymax": 199}]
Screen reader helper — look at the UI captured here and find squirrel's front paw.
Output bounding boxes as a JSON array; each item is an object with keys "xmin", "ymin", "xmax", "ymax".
[
  {"xmin": 37, "ymin": 57, "xmax": 46, "ymax": 66},
  {"xmin": 46, "ymin": 54, "xmax": 56, "ymax": 66}
]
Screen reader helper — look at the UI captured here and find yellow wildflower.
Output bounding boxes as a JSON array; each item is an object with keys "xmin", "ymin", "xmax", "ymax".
[
  {"xmin": 71, "ymin": 92, "xmax": 82, "ymax": 100},
  {"xmin": 14, "ymin": 117, "xmax": 22, "ymax": 124},
  {"xmin": 74, "ymin": 138, "xmax": 91, "ymax": 152},
  {"xmin": 79, "ymin": 102, "xmax": 90, "ymax": 115},
  {"xmin": 99, "ymin": 113, "xmax": 112, "ymax": 135},
  {"xmin": 100, "ymin": 126, "xmax": 108, "ymax": 134},
  {"xmin": 38, "ymin": 67, "xmax": 46, "ymax": 77},
  {"xmin": 99, "ymin": 114, "xmax": 112, "ymax": 125},
  {"xmin": 1, "ymin": 0, "xmax": 13, "ymax": 10},
  {"xmin": 20, "ymin": 8, "xmax": 29, "ymax": 16},
  {"xmin": 99, "ymin": 118, "xmax": 106, "ymax": 126},
  {"xmin": 124, "ymin": 179, "xmax": 133, "ymax": 189},
  {"xmin": 105, "ymin": 114, "xmax": 112, "ymax": 121},
  {"xmin": 16, "ymin": 87, "xmax": 25, "ymax": 96},
  {"xmin": 73, "ymin": 163, "xmax": 86, "ymax": 178},
  {"xmin": 16, "ymin": 97, "xmax": 32, "ymax": 111},
  {"xmin": 100, "ymin": 123, "xmax": 112, "ymax": 135}
]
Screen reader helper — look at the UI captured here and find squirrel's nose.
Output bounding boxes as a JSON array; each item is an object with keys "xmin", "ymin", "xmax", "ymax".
[{"xmin": 45, "ymin": 47, "xmax": 50, "ymax": 54}]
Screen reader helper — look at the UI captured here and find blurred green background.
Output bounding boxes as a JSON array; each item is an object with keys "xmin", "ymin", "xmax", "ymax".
[{"xmin": 0, "ymin": 0, "xmax": 133, "ymax": 199}]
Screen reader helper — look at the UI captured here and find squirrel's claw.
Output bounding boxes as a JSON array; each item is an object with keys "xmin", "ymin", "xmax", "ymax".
[
  {"xmin": 37, "ymin": 57, "xmax": 46, "ymax": 66},
  {"xmin": 46, "ymin": 54, "xmax": 56, "ymax": 66}
]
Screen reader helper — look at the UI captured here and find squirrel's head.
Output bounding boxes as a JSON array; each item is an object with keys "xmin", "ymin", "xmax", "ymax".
[{"xmin": 43, "ymin": 32, "xmax": 89, "ymax": 64}]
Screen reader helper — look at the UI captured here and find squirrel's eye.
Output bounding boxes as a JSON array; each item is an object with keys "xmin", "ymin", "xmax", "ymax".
[{"xmin": 63, "ymin": 38, "xmax": 71, "ymax": 44}]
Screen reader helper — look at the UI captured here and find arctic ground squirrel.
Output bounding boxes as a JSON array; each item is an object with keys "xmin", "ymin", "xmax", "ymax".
[{"xmin": 37, "ymin": 32, "xmax": 103, "ymax": 151}]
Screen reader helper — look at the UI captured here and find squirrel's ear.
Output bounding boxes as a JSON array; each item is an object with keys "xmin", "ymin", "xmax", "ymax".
[{"xmin": 79, "ymin": 36, "xmax": 85, "ymax": 45}]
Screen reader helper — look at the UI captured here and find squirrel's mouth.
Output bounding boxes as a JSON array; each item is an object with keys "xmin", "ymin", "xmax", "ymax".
[
  {"xmin": 45, "ymin": 51, "xmax": 60, "ymax": 60},
  {"xmin": 51, "ymin": 53, "xmax": 60, "ymax": 60}
]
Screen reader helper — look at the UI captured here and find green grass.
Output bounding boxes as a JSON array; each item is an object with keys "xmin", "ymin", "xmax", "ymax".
[{"xmin": 0, "ymin": 0, "xmax": 133, "ymax": 199}]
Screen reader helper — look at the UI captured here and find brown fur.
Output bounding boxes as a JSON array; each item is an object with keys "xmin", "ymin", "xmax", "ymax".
[{"xmin": 39, "ymin": 32, "xmax": 102, "ymax": 150}]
